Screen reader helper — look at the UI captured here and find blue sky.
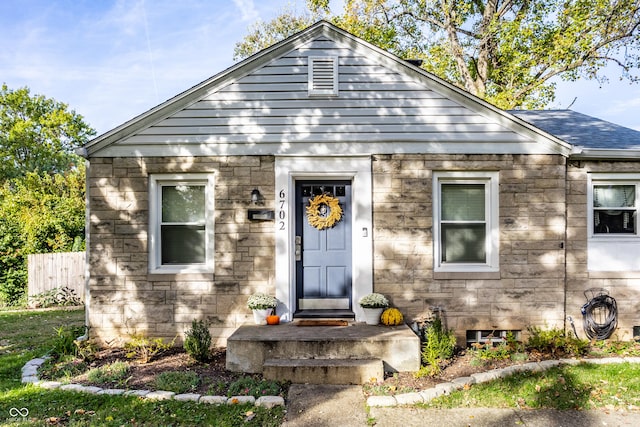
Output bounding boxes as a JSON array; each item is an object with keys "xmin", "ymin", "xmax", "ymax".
[{"xmin": 1, "ymin": 0, "xmax": 639, "ymax": 135}]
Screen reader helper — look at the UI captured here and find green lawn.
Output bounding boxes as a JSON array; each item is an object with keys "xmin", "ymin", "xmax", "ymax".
[
  {"xmin": 423, "ymin": 362, "xmax": 640, "ymax": 411},
  {"xmin": 0, "ymin": 308, "xmax": 284, "ymax": 426}
]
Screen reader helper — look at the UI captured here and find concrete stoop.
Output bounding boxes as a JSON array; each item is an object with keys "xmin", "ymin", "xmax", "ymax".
[
  {"xmin": 226, "ymin": 322, "xmax": 420, "ymax": 384},
  {"xmin": 263, "ymin": 358, "xmax": 384, "ymax": 385}
]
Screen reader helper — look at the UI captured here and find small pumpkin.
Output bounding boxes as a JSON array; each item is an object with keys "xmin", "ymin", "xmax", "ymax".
[
  {"xmin": 381, "ymin": 308, "xmax": 404, "ymax": 326},
  {"xmin": 266, "ymin": 314, "xmax": 280, "ymax": 325}
]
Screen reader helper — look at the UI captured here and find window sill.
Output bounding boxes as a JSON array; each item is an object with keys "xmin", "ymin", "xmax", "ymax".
[
  {"xmin": 434, "ymin": 271, "xmax": 500, "ymax": 280},
  {"xmin": 148, "ymin": 270, "xmax": 214, "ymax": 281}
]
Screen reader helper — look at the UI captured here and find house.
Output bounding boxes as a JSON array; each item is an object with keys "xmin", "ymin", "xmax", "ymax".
[{"xmin": 80, "ymin": 20, "xmax": 640, "ymax": 349}]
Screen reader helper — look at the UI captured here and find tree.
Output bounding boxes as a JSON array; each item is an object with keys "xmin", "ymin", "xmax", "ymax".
[
  {"xmin": 235, "ymin": 0, "xmax": 640, "ymax": 109},
  {"xmin": 0, "ymin": 168, "xmax": 86, "ymax": 305},
  {"xmin": 0, "ymin": 84, "xmax": 95, "ymax": 180},
  {"xmin": 0, "ymin": 85, "xmax": 93, "ymax": 305}
]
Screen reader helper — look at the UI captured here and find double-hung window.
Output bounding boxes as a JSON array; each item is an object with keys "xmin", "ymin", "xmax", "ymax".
[
  {"xmin": 433, "ymin": 171, "xmax": 499, "ymax": 274},
  {"xmin": 149, "ymin": 174, "xmax": 215, "ymax": 273},
  {"xmin": 587, "ymin": 173, "xmax": 640, "ymax": 271}
]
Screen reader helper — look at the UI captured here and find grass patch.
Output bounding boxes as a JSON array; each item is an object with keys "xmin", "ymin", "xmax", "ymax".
[
  {"xmin": 422, "ymin": 362, "xmax": 640, "ymax": 410},
  {"xmin": 0, "ymin": 308, "xmax": 285, "ymax": 426},
  {"xmin": 153, "ymin": 371, "xmax": 200, "ymax": 394},
  {"xmin": 86, "ymin": 361, "xmax": 131, "ymax": 387},
  {"xmin": 227, "ymin": 376, "xmax": 288, "ymax": 398}
]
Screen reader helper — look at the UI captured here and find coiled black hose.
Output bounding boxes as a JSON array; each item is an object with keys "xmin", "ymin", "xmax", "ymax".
[{"xmin": 581, "ymin": 293, "xmax": 618, "ymax": 340}]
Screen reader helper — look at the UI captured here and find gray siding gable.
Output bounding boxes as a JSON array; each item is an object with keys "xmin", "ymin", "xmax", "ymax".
[{"xmin": 83, "ymin": 21, "xmax": 571, "ymax": 158}]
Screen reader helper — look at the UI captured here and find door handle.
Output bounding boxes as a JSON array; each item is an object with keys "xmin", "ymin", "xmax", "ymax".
[{"xmin": 295, "ymin": 236, "xmax": 302, "ymax": 261}]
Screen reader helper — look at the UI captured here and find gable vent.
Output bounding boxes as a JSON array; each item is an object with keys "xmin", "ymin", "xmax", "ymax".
[{"xmin": 308, "ymin": 56, "xmax": 339, "ymax": 96}]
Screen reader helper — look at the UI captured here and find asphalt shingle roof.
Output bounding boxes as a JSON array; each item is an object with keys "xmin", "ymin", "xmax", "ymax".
[{"xmin": 509, "ymin": 109, "xmax": 640, "ymax": 150}]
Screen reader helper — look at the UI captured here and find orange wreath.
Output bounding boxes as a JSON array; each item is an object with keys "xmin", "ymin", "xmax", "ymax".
[{"xmin": 306, "ymin": 194, "xmax": 343, "ymax": 230}]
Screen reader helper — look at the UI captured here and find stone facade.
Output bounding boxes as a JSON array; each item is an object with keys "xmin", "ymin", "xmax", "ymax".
[
  {"xmin": 88, "ymin": 153, "xmax": 639, "ymax": 347},
  {"xmin": 565, "ymin": 160, "xmax": 640, "ymax": 341},
  {"xmin": 372, "ymin": 154, "xmax": 567, "ymax": 344},
  {"xmin": 88, "ymin": 156, "xmax": 276, "ymax": 346}
]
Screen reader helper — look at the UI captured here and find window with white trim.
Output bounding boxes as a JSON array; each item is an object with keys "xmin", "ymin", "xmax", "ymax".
[
  {"xmin": 433, "ymin": 171, "xmax": 499, "ymax": 273},
  {"xmin": 149, "ymin": 174, "xmax": 215, "ymax": 273},
  {"xmin": 591, "ymin": 181, "xmax": 637, "ymax": 236}
]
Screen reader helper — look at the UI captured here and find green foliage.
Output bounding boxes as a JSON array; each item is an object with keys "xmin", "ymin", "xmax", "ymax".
[
  {"xmin": 0, "ymin": 84, "xmax": 94, "ymax": 180},
  {"xmin": 235, "ymin": 0, "xmax": 640, "ymax": 109},
  {"xmin": 86, "ymin": 361, "xmax": 131, "ymax": 386},
  {"xmin": 124, "ymin": 334, "xmax": 175, "ymax": 363},
  {"xmin": 227, "ymin": 376, "xmax": 287, "ymax": 398},
  {"xmin": 153, "ymin": 370, "xmax": 201, "ymax": 394},
  {"xmin": 29, "ymin": 286, "xmax": 82, "ymax": 308},
  {"xmin": 39, "ymin": 354, "xmax": 88, "ymax": 382},
  {"xmin": 1, "ymin": 309, "xmax": 285, "ymax": 427},
  {"xmin": 49, "ymin": 325, "xmax": 85, "ymax": 358},
  {"xmin": 183, "ymin": 319, "xmax": 212, "ymax": 362},
  {"xmin": 0, "ymin": 168, "xmax": 86, "ymax": 306},
  {"xmin": 468, "ymin": 331, "xmax": 526, "ymax": 364},
  {"xmin": 421, "ymin": 317, "xmax": 457, "ymax": 375},
  {"xmin": 526, "ymin": 326, "xmax": 590, "ymax": 357}
]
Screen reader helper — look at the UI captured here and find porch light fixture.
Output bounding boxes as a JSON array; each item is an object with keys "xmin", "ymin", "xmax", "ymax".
[{"xmin": 251, "ymin": 188, "xmax": 261, "ymax": 204}]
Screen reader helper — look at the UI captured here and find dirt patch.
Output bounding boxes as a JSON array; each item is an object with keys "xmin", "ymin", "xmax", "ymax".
[
  {"xmin": 42, "ymin": 346, "xmax": 546, "ymax": 396},
  {"xmin": 44, "ymin": 347, "xmax": 254, "ymax": 395}
]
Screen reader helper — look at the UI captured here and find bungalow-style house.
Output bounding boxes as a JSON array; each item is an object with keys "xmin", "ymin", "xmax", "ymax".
[{"xmin": 80, "ymin": 20, "xmax": 640, "ymax": 349}]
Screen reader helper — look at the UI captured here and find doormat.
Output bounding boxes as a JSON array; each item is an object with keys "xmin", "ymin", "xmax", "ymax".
[{"xmin": 296, "ymin": 320, "xmax": 349, "ymax": 327}]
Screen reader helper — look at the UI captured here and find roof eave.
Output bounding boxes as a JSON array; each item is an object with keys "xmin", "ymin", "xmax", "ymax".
[{"xmin": 570, "ymin": 148, "xmax": 640, "ymax": 161}]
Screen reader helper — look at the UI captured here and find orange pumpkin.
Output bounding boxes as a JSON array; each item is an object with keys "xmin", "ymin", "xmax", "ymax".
[{"xmin": 266, "ymin": 314, "xmax": 280, "ymax": 325}]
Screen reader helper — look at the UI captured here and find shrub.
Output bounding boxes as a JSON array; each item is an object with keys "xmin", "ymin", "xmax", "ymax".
[
  {"xmin": 50, "ymin": 325, "xmax": 85, "ymax": 357},
  {"xmin": 526, "ymin": 326, "xmax": 589, "ymax": 357},
  {"xmin": 421, "ymin": 317, "xmax": 456, "ymax": 375},
  {"xmin": 87, "ymin": 361, "xmax": 130, "ymax": 386},
  {"xmin": 153, "ymin": 371, "xmax": 200, "ymax": 394},
  {"xmin": 124, "ymin": 334, "xmax": 175, "ymax": 363},
  {"xmin": 184, "ymin": 319, "xmax": 211, "ymax": 362},
  {"xmin": 29, "ymin": 286, "xmax": 82, "ymax": 308}
]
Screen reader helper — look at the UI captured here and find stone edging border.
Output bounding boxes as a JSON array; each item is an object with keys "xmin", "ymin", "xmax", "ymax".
[
  {"xmin": 21, "ymin": 357, "xmax": 285, "ymax": 409},
  {"xmin": 367, "ymin": 357, "xmax": 640, "ymax": 407}
]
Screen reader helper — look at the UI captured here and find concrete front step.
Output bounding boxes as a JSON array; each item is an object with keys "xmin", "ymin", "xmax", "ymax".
[
  {"xmin": 263, "ymin": 358, "xmax": 383, "ymax": 385},
  {"xmin": 226, "ymin": 323, "xmax": 420, "ymax": 374}
]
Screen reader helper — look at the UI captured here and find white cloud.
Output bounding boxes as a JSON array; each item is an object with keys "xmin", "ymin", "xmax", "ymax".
[{"xmin": 232, "ymin": 0, "xmax": 259, "ymax": 22}]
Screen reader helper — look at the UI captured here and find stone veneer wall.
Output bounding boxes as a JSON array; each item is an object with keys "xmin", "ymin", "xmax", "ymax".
[
  {"xmin": 372, "ymin": 154, "xmax": 568, "ymax": 344},
  {"xmin": 88, "ymin": 156, "xmax": 276, "ymax": 346},
  {"xmin": 565, "ymin": 160, "xmax": 640, "ymax": 341}
]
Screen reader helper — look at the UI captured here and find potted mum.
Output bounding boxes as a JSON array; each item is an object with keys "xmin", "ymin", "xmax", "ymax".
[
  {"xmin": 358, "ymin": 293, "xmax": 389, "ymax": 325},
  {"xmin": 247, "ymin": 293, "xmax": 278, "ymax": 325}
]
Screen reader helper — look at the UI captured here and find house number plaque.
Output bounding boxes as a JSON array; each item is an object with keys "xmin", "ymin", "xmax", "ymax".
[{"xmin": 278, "ymin": 189, "xmax": 286, "ymax": 231}]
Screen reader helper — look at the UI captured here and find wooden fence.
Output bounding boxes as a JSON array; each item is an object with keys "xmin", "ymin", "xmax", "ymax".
[{"xmin": 27, "ymin": 252, "xmax": 86, "ymax": 299}]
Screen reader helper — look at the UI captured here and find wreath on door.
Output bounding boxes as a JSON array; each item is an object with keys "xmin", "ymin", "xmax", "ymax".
[{"xmin": 306, "ymin": 194, "xmax": 343, "ymax": 230}]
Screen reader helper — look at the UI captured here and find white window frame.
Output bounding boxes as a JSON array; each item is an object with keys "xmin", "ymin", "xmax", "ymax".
[
  {"xmin": 433, "ymin": 171, "xmax": 499, "ymax": 273},
  {"xmin": 588, "ymin": 173, "xmax": 640, "ymax": 239},
  {"xmin": 148, "ymin": 173, "xmax": 215, "ymax": 274},
  {"xmin": 308, "ymin": 56, "xmax": 339, "ymax": 96}
]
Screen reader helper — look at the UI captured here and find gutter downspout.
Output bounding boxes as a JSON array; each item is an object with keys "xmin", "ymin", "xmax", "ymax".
[
  {"xmin": 76, "ymin": 156, "xmax": 90, "ymax": 342},
  {"xmin": 563, "ymin": 157, "xmax": 569, "ymax": 335}
]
